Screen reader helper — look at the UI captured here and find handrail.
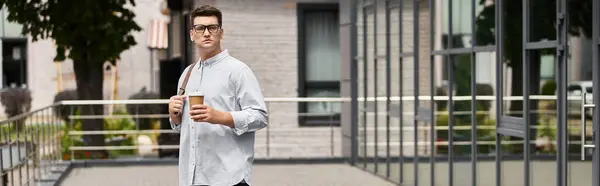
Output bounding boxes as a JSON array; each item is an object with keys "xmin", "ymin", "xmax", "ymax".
[
  {"xmin": 54, "ymin": 95, "xmax": 587, "ymax": 106},
  {"xmin": 0, "ymin": 103, "xmax": 61, "ymax": 126}
]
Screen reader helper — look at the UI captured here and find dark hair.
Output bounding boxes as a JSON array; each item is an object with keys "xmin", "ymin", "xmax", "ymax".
[{"xmin": 190, "ymin": 5, "xmax": 223, "ymax": 27}]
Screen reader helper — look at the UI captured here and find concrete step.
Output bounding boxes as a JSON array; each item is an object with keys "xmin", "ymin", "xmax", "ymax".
[{"xmin": 35, "ymin": 162, "xmax": 70, "ymax": 186}]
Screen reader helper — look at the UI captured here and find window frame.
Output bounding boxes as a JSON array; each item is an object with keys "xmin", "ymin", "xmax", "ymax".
[{"xmin": 296, "ymin": 3, "xmax": 341, "ymax": 127}]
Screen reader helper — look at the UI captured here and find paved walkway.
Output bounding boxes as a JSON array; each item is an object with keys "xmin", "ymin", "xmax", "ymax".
[{"xmin": 60, "ymin": 163, "xmax": 395, "ymax": 186}]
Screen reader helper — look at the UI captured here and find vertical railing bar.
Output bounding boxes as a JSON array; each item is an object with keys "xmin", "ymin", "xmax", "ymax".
[
  {"xmin": 0, "ymin": 123, "xmax": 5, "ymax": 186},
  {"xmin": 350, "ymin": 0, "xmax": 359, "ymax": 167},
  {"xmin": 522, "ymin": 0, "xmax": 532, "ymax": 185},
  {"xmin": 592, "ymin": 0, "xmax": 600, "ymax": 185},
  {"xmin": 266, "ymin": 102, "xmax": 270, "ymax": 157},
  {"xmin": 330, "ymin": 112, "xmax": 334, "ymax": 157},
  {"xmin": 373, "ymin": 0, "xmax": 379, "ymax": 173},
  {"xmin": 470, "ymin": 0, "xmax": 478, "ymax": 185},
  {"xmin": 69, "ymin": 106, "xmax": 75, "ymax": 161},
  {"xmin": 15, "ymin": 113, "xmax": 21, "ymax": 186},
  {"xmin": 44, "ymin": 109, "xmax": 48, "ymax": 176},
  {"xmin": 24, "ymin": 114, "xmax": 30, "ymax": 185},
  {"xmin": 135, "ymin": 104, "xmax": 140, "ymax": 160},
  {"xmin": 470, "ymin": 43, "xmax": 478, "ymax": 186},
  {"xmin": 362, "ymin": 0, "xmax": 368, "ymax": 169},
  {"xmin": 34, "ymin": 117, "xmax": 40, "ymax": 184},
  {"xmin": 398, "ymin": 0, "xmax": 404, "ymax": 182},
  {"xmin": 429, "ymin": 0, "xmax": 436, "ymax": 185},
  {"xmin": 31, "ymin": 110, "xmax": 42, "ymax": 183},
  {"xmin": 56, "ymin": 105, "xmax": 61, "ymax": 166},
  {"xmin": 447, "ymin": 0, "xmax": 455, "ymax": 185},
  {"xmin": 556, "ymin": 0, "xmax": 569, "ymax": 185},
  {"xmin": 39, "ymin": 110, "xmax": 43, "ymax": 178},
  {"xmin": 384, "ymin": 0, "xmax": 392, "ymax": 178},
  {"xmin": 51, "ymin": 107, "xmax": 56, "ymax": 170},
  {"xmin": 413, "ymin": 0, "xmax": 420, "ymax": 185},
  {"xmin": 34, "ymin": 121, "xmax": 39, "ymax": 183},
  {"xmin": 8, "ymin": 121, "xmax": 14, "ymax": 186},
  {"xmin": 495, "ymin": 0, "xmax": 504, "ymax": 185},
  {"xmin": 592, "ymin": 1, "xmax": 600, "ymax": 186}
]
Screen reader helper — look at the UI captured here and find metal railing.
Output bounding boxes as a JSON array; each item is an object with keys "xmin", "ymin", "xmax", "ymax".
[
  {"xmin": 0, "ymin": 103, "xmax": 63, "ymax": 186},
  {"xmin": 0, "ymin": 95, "xmax": 591, "ymax": 185},
  {"xmin": 59, "ymin": 98, "xmax": 343, "ymax": 160}
]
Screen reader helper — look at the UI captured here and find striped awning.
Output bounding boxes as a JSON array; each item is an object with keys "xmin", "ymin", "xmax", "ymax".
[{"xmin": 147, "ymin": 19, "xmax": 168, "ymax": 49}]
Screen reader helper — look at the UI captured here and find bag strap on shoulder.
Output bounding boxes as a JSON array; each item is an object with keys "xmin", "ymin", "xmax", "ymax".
[{"xmin": 177, "ymin": 62, "xmax": 198, "ymax": 96}]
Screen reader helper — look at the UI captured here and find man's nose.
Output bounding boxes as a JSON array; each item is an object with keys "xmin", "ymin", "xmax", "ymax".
[{"xmin": 203, "ymin": 29, "xmax": 211, "ymax": 37}]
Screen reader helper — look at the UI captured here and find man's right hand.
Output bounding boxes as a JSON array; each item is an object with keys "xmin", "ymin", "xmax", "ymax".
[{"xmin": 169, "ymin": 95, "xmax": 187, "ymax": 124}]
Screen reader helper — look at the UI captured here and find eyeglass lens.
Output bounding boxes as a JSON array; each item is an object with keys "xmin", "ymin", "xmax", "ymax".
[{"xmin": 194, "ymin": 24, "xmax": 220, "ymax": 34}]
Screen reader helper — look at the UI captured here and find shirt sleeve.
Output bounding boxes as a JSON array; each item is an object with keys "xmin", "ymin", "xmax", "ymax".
[
  {"xmin": 170, "ymin": 65, "xmax": 191, "ymax": 132},
  {"xmin": 229, "ymin": 67, "xmax": 268, "ymax": 135},
  {"xmin": 170, "ymin": 118, "xmax": 181, "ymax": 132}
]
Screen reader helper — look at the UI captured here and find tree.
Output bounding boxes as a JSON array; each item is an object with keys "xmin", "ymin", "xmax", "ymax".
[
  {"xmin": 475, "ymin": 0, "xmax": 592, "ymax": 152},
  {"xmin": 0, "ymin": 0, "xmax": 141, "ymax": 157}
]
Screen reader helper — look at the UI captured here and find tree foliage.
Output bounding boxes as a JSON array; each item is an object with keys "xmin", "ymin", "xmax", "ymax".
[
  {"xmin": 0, "ymin": 0, "xmax": 141, "ymax": 64},
  {"xmin": 475, "ymin": 0, "xmax": 592, "ymax": 64},
  {"xmin": 0, "ymin": 0, "xmax": 141, "ymax": 155}
]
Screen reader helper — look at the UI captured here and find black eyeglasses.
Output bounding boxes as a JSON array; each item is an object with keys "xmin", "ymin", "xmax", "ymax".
[{"xmin": 192, "ymin": 24, "xmax": 221, "ymax": 34}]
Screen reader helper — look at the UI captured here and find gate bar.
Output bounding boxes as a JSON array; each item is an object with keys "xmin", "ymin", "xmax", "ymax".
[
  {"xmin": 556, "ymin": 0, "xmax": 569, "ymax": 185},
  {"xmin": 592, "ymin": 0, "xmax": 600, "ymax": 185}
]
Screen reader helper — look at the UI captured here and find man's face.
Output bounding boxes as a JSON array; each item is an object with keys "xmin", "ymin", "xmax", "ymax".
[{"xmin": 189, "ymin": 16, "xmax": 223, "ymax": 50}]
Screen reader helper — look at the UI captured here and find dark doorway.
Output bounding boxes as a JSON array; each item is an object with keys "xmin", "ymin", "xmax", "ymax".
[{"xmin": 2, "ymin": 38, "xmax": 27, "ymax": 88}]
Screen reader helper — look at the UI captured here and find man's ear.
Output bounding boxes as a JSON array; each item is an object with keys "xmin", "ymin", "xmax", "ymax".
[
  {"xmin": 189, "ymin": 30, "xmax": 194, "ymax": 41},
  {"xmin": 220, "ymin": 29, "xmax": 225, "ymax": 39}
]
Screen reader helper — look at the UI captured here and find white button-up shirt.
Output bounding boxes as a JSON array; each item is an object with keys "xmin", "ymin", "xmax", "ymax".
[{"xmin": 170, "ymin": 49, "xmax": 268, "ymax": 186}]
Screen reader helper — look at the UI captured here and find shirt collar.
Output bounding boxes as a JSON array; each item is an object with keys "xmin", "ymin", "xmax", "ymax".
[{"xmin": 197, "ymin": 49, "xmax": 229, "ymax": 68}]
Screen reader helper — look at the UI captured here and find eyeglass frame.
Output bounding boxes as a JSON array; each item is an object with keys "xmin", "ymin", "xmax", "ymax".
[{"xmin": 191, "ymin": 24, "xmax": 222, "ymax": 34}]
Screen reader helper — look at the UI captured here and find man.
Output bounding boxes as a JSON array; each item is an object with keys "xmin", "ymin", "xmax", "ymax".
[{"xmin": 168, "ymin": 5, "xmax": 268, "ymax": 186}]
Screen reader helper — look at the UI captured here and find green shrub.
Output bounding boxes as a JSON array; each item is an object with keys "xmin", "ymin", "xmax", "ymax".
[
  {"xmin": 0, "ymin": 87, "xmax": 32, "ymax": 131},
  {"xmin": 435, "ymin": 113, "xmax": 496, "ymax": 155},
  {"xmin": 53, "ymin": 89, "xmax": 78, "ymax": 123},
  {"xmin": 61, "ymin": 108, "xmax": 137, "ymax": 160},
  {"xmin": 541, "ymin": 80, "xmax": 557, "ymax": 95},
  {"xmin": 126, "ymin": 87, "xmax": 161, "ymax": 130}
]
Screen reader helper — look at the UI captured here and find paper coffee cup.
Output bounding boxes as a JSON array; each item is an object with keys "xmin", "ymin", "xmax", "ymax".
[{"xmin": 188, "ymin": 91, "xmax": 204, "ymax": 109}]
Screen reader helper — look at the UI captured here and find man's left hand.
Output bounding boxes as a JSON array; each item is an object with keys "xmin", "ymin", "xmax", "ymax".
[{"xmin": 190, "ymin": 105, "xmax": 222, "ymax": 123}]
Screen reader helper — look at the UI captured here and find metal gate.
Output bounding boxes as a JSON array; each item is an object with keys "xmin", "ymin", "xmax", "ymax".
[{"xmin": 350, "ymin": 0, "xmax": 600, "ymax": 185}]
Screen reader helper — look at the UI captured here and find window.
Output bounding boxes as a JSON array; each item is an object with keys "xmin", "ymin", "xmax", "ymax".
[
  {"xmin": 2, "ymin": 38, "xmax": 27, "ymax": 88},
  {"xmin": 297, "ymin": 3, "xmax": 341, "ymax": 126}
]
